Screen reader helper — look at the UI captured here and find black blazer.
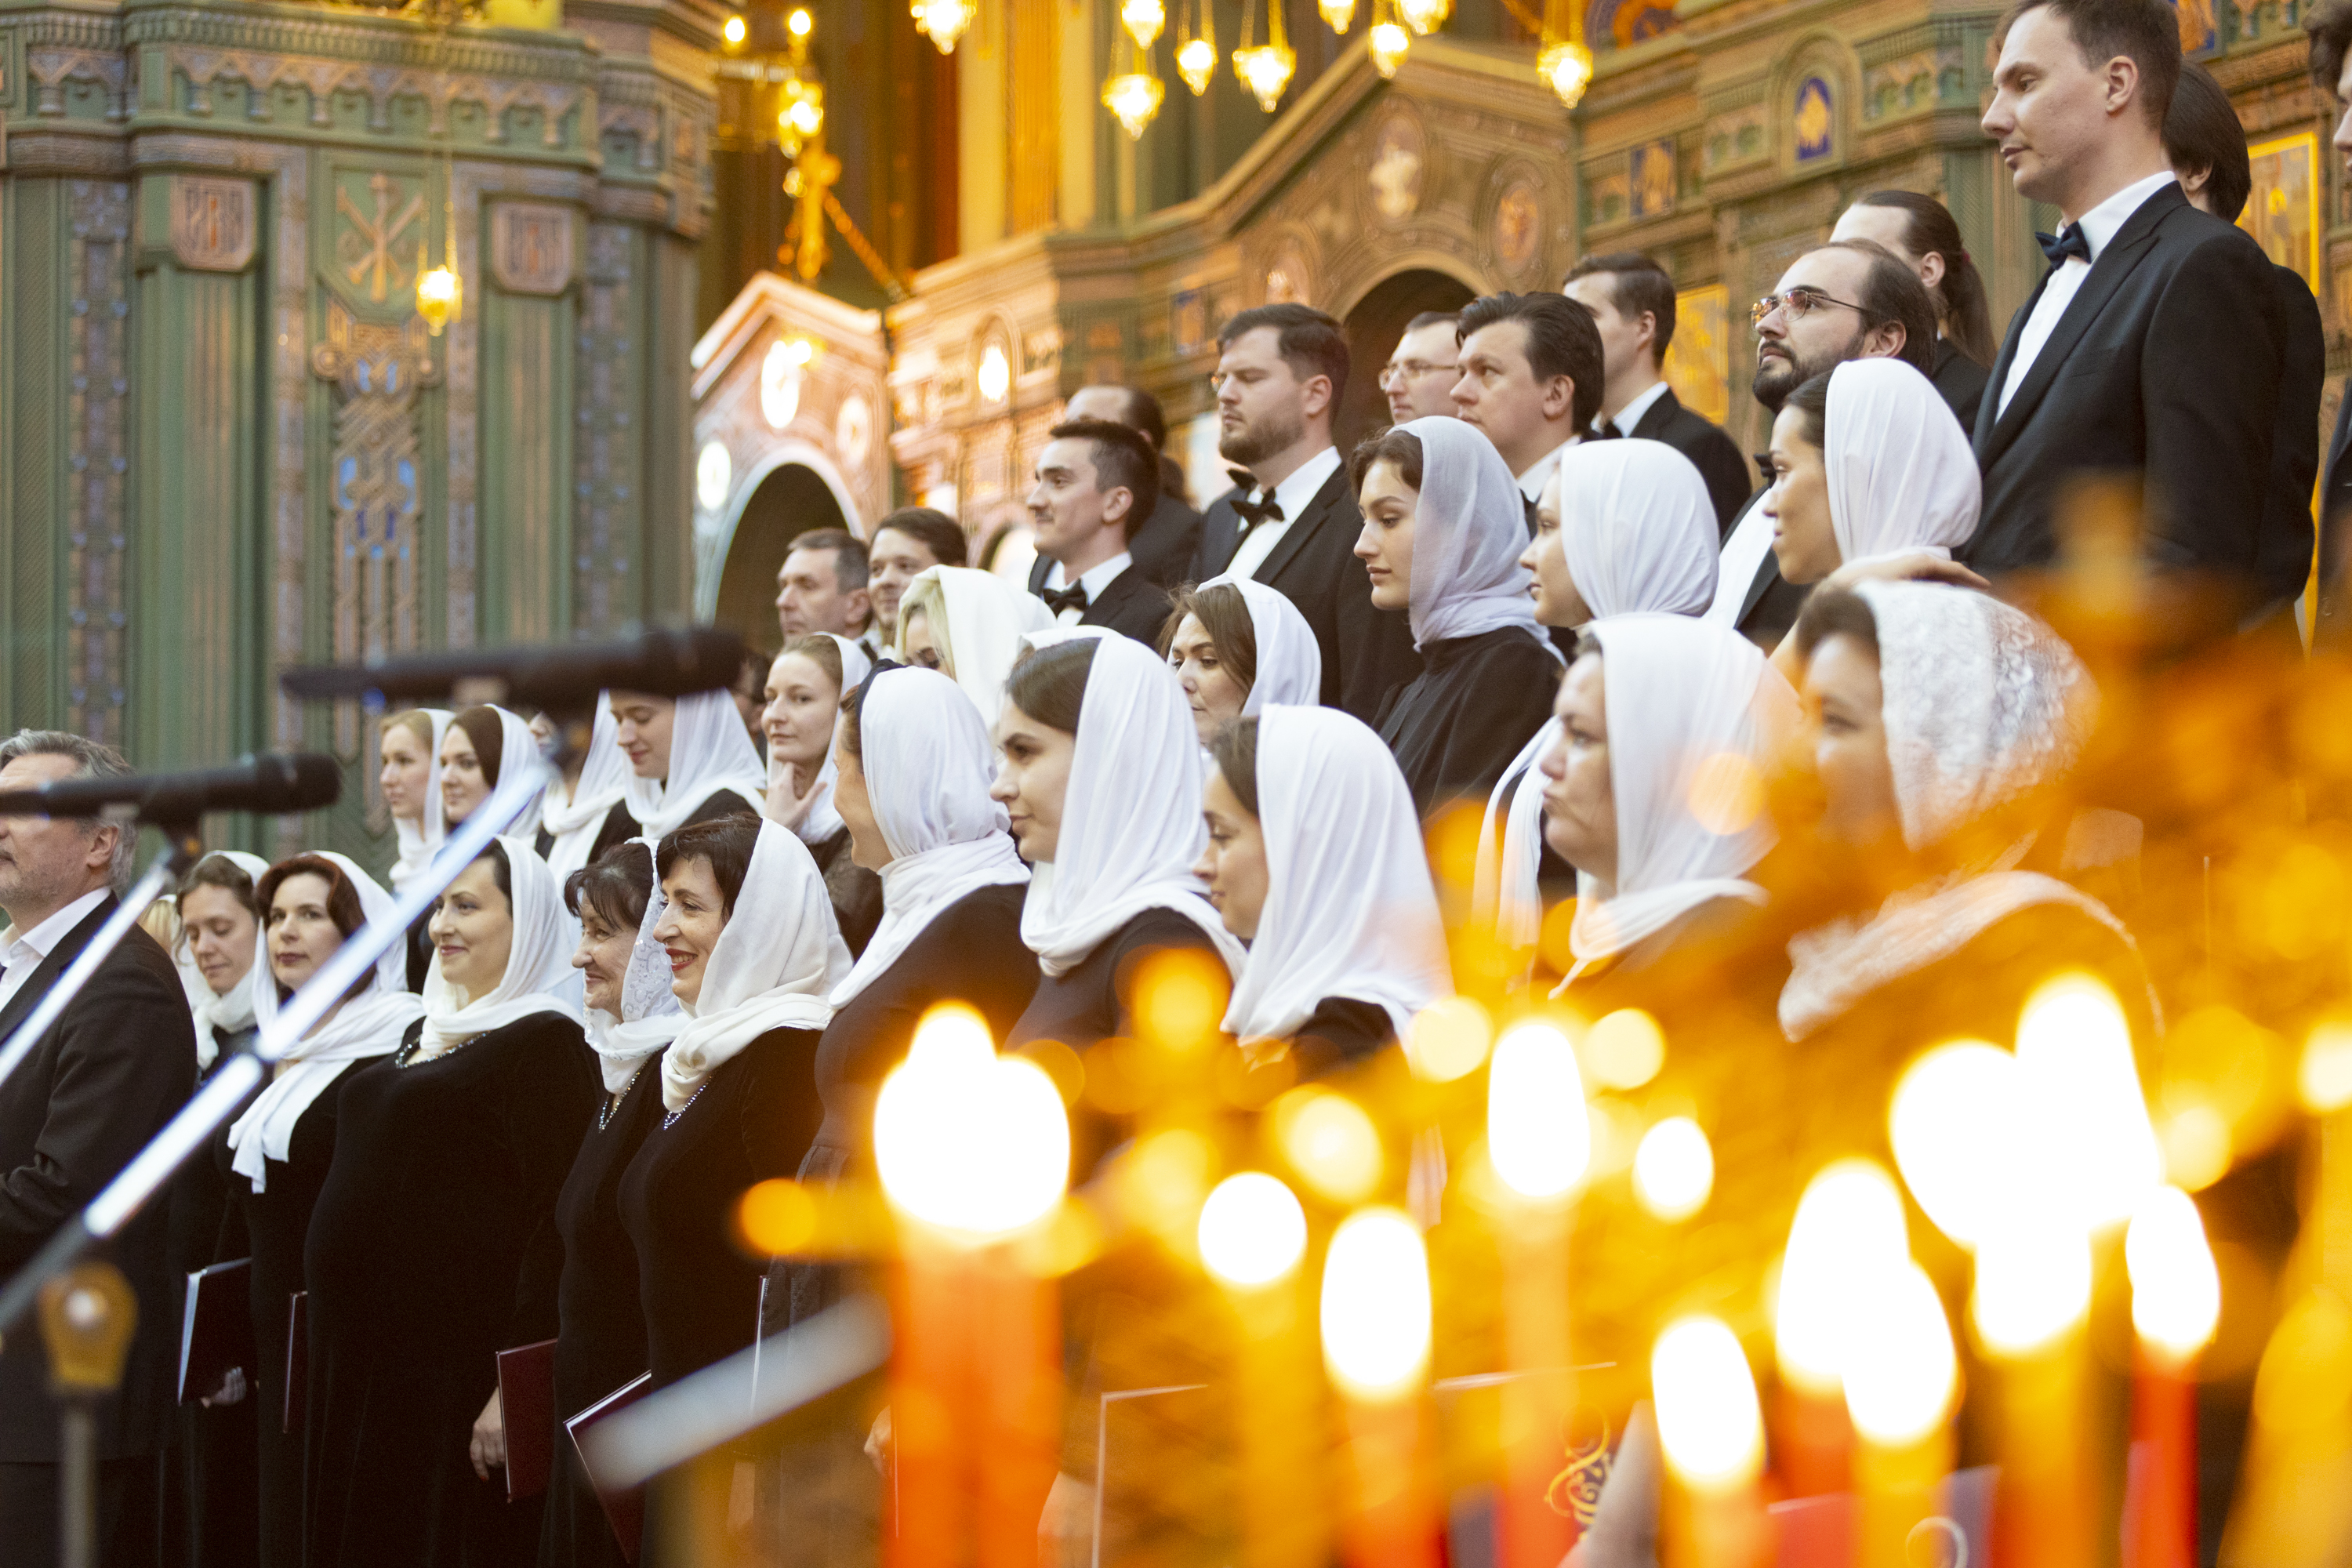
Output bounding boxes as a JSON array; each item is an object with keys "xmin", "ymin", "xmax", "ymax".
[
  {"xmin": 1624, "ymin": 386, "xmax": 1752, "ymax": 537},
  {"xmin": 1929, "ymin": 339, "xmax": 1991, "ymax": 436},
  {"xmin": 1025, "ymin": 557, "xmax": 1174, "ymax": 648},
  {"xmin": 2318, "ymin": 375, "xmax": 2352, "ymax": 647},
  {"xmin": 2255, "ymin": 264, "xmax": 2322, "ymax": 627},
  {"xmin": 1128, "ymin": 492, "xmax": 1203, "ymax": 589},
  {"xmin": 0, "ymin": 898, "xmax": 197, "ymax": 1462},
  {"xmin": 1968, "ymin": 182, "xmax": 2287, "ymax": 584},
  {"xmin": 1189, "ymin": 460, "xmax": 1421, "ymax": 721}
]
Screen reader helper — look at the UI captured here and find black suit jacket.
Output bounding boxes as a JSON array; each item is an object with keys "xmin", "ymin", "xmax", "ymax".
[
  {"xmin": 1624, "ymin": 386, "xmax": 1752, "ymax": 537},
  {"xmin": 0, "ymin": 898, "xmax": 196, "ymax": 1462},
  {"xmin": 2254, "ymin": 264, "xmax": 2321, "ymax": 628},
  {"xmin": 1025, "ymin": 557, "xmax": 1174, "ymax": 648},
  {"xmin": 1929, "ymin": 339, "xmax": 1991, "ymax": 436},
  {"xmin": 1189, "ymin": 462, "xmax": 1421, "ymax": 721},
  {"xmin": 1127, "ymin": 492, "xmax": 1203, "ymax": 589},
  {"xmin": 2318, "ymin": 374, "xmax": 2352, "ymax": 647},
  {"xmin": 1969, "ymin": 183, "xmax": 2287, "ymax": 584}
]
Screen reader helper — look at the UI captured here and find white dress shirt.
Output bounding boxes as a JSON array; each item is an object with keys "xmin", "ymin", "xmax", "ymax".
[
  {"xmin": 0, "ymin": 887, "xmax": 110, "ymax": 1014},
  {"xmin": 1996, "ymin": 169, "xmax": 2177, "ymax": 418},
  {"xmin": 1599, "ymin": 379, "xmax": 1672, "ymax": 439},
  {"xmin": 1229, "ymin": 446, "xmax": 1343, "ymax": 582},
  {"xmin": 1516, "ymin": 437, "xmax": 1584, "ymax": 504},
  {"xmin": 1708, "ymin": 505, "xmax": 1777, "ymax": 626},
  {"xmin": 1040, "ymin": 550, "xmax": 1135, "ymax": 626}
]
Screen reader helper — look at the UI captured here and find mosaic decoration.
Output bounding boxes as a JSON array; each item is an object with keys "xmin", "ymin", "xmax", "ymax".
[
  {"xmin": 1585, "ymin": 0, "xmax": 1678, "ymax": 48},
  {"xmin": 574, "ymin": 221, "xmax": 641, "ymax": 636},
  {"xmin": 1629, "ymin": 140, "xmax": 1675, "ymax": 220},
  {"xmin": 1794, "ymin": 75, "xmax": 1834, "ymax": 163},
  {"xmin": 2167, "ymin": 0, "xmax": 2220, "ymax": 58},
  {"xmin": 65, "ymin": 180, "xmax": 132, "ymax": 748},
  {"xmin": 333, "ymin": 169, "xmax": 426, "ymax": 309},
  {"xmin": 1495, "ymin": 179, "xmax": 1542, "ymax": 273},
  {"xmin": 1662, "ymin": 285, "xmax": 1730, "ymax": 426},
  {"xmin": 1369, "ymin": 113, "xmax": 1425, "ymax": 222},
  {"xmin": 2243, "ymin": 132, "xmax": 2319, "ymax": 291},
  {"xmin": 170, "ymin": 176, "xmax": 258, "ymax": 273}
]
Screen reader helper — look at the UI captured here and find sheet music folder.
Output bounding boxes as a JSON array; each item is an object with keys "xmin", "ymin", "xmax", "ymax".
[
  {"xmin": 568, "ymin": 1372, "xmax": 655, "ymax": 1563},
  {"xmin": 498, "ymin": 1338, "xmax": 560, "ymax": 1501},
  {"xmin": 176, "ymin": 1258, "xmax": 252, "ymax": 1405}
]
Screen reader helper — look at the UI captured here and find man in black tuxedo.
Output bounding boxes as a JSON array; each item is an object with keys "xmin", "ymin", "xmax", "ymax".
[
  {"xmin": 1711, "ymin": 241, "xmax": 1940, "ymax": 647},
  {"xmin": 1060, "ymin": 384, "xmax": 1201, "ymax": 588},
  {"xmin": 2164, "ymin": 59, "xmax": 2321, "ymax": 637},
  {"xmin": 1562, "ymin": 252, "xmax": 1752, "ymax": 532},
  {"xmin": 1969, "ymin": 0, "xmax": 2287, "ymax": 603},
  {"xmin": 0, "ymin": 730, "xmax": 196, "ymax": 1566},
  {"xmin": 1189, "ymin": 303, "xmax": 1420, "ymax": 720},
  {"xmin": 1024, "ymin": 417, "xmax": 1174, "ymax": 646}
]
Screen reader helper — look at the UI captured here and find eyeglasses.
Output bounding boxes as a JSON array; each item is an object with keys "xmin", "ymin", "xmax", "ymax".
[
  {"xmin": 1377, "ymin": 359, "xmax": 1457, "ymax": 387},
  {"xmin": 1750, "ymin": 286, "xmax": 1871, "ymax": 328}
]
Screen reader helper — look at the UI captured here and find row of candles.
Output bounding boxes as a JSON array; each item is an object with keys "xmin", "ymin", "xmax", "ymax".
[{"xmin": 836, "ymin": 969, "xmax": 2221, "ymax": 1567}]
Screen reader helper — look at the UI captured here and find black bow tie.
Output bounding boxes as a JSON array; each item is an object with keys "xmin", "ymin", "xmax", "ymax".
[
  {"xmin": 1228, "ymin": 470, "xmax": 1284, "ymax": 534},
  {"xmin": 2037, "ymin": 224, "xmax": 2092, "ymax": 268},
  {"xmin": 1041, "ymin": 583, "xmax": 1090, "ymax": 617},
  {"xmin": 1592, "ymin": 420, "xmax": 1623, "ymax": 441}
]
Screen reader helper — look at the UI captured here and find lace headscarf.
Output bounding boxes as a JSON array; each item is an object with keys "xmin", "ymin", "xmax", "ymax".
[
  {"xmin": 174, "ymin": 851, "xmax": 270, "ymax": 1070},
  {"xmin": 1199, "ymin": 575, "xmax": 1323, "ymax": 714},
  {"xmin": 896, "ymin": 564, "xmax": 1054, "ymax": 726},
  {"xmin": 1821, "ymin": 359, "xmax": 1980, "ymax": 570},
  {"xmin": 540, "ymin": 699, "xmax": 634, "ymax": 880},
  {"xmin": 622, "ymin": 689, "xmax": 768, "ymax": 839},
  {"xmin": 386, "ymin": 710, "xmax": 454, "ymax": 892},
  {"xmin": 1395, "ymin": 417, "xmax": 1546, "ymax": 651},
  {"xmin": 584, "ymin": 839, "xmax": 684, "ymax": 1095},
  {"xmin": 1555, "ymin": 439, "xmax": 1719, "ymax": 621}
]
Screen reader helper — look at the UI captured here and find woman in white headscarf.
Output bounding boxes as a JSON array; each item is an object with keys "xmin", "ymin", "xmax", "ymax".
[
  {"xmin": 441, "ymin": 704, "xmax": 547, "ymax": 833},
  {"xmin": 207, "ymin": 853, "xmax": 426, "ymax": 1568},
  {"xmin": 613, "ymin": 687, "xmax": 766, "ymax": 840},
  {"xmin": 175, "ymin": 850, "xmax": 270, "ymax": 1070},
  {"xmin": 534, "ymin": 699, "xmax": 638, "ymax": 880},
  {"xmin": 1351, "ymin": 417, "xmax": 1563, "ymax": 816},
  {"xmin": 303, "ymin": 839, "xmax": 595, "ymax": 1568},
  {"xmin": 1197, "ymin": 706, "xmax": 1450, "ymax": 1079},
  {"xmin": 763, "ymin": 664, "xmax": 1038, "ymax": 1334},
  {"xmin": 621, "ymin": 815, "xmax": 844, "ymax": 1392},
  {"xmin": 380, "ymin": 708, "xmax": 452, "ymax": 990},
  {"xmin": 996, "ymin": 631, "xmax": 1244, "ymax": 1062},
  {"xmin": 543, "ymin": 840, "xmax": 680, "ymax": 1568},
  {"xmin": 1474, "ymin": 445, "xmax": 1727, "ymax": 951},
  {"xmin": 761, "ymin": 633, "xmax": 884, "ymax": 955},
  {"xmin": 895, "ymin": 563, "xmax": 1055, "ymax": 724},
  {"xmin": 1157, "ymin": 575, "xmax": 1324, "ymax": 748}
]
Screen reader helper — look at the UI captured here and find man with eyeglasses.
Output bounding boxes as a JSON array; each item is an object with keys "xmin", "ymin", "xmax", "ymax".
[
  {"xmin": 1706, "ymin": 240, "xmax": 1939, "ymax": 646},
  {"xmin": 1379, "ymin": 311, "xmax": 1461, "ymax": 425}
]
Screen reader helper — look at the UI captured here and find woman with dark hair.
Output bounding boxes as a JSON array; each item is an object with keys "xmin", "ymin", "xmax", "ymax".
[
  {"xmin": 1157, "ymin": 577, "xmax": 1321, "ymax": 748},
  {"xmin": 303, "ymin": 840, "xmax": 592, "ymax": 1568},
  {"xmin": 440, "ymin": 704, "xmax": 544, "ymax": 832},
  {"xmin": 175, "ymin": 852, "xmax": 269, "ymax": 1071},
  {"xmin": 614, "ymin": 689, "xmax": 768, "ymax": 839},
  {"xmin": 539, "ymin": 840, "xmax": 680, "ymax": 1568},
  {"xmin": 624, "ymin": 815, "xmax": 844, "ymax": 1396},
  {"xmin": 1833, "ymin": 191, "xmax": 1995, "ymax": 427},
  {"xmin": 211, "ymin": 854, "xmax": 424, "ymax": 1568},
  {"xmin": 762, "ymin": 633, "xmax": 885, "ymax": 955},
  {"xmin": 1351, "ymin": 419, "xmax": 1563, "ymax": 818}
]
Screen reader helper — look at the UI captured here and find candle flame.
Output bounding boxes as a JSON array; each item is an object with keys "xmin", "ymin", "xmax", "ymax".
[
  {"xmin": 1842, "ymin": 1261, "xmax": 1957, "ymax": 1446},
  {"xmin": 1320, "ymin": 1207, "xmax": 1431, "ymax": 1401},
  {"xmin": 2125, "ymin": 1185, "xmax": 2220, "ymax": 1363},
  {"xmin": 1971, "ymin": 1213, "xmax": 2091, "ymax": 1356},
  {"xmin": 1198, "ymin": 1171, "xmax": 1308, "ymax": 1287},
  {"xmin": 873, "ymin": 1004, "xmax": 1069, "ymax": 1240},
  {"xmin": 1652, "ymin": 1316, "xmax": 1763, "ymax": 1491},
  {"xmin": 1889, "ymin": 1039, "xmax": 2024, "ymax": 1250},
  {"xmin": 1487, "ymin": 1021, "xmax": 1590, "ymax": 1200},
  {"xmin": 1632, "ymin": 1116, "xmax": 1712, "ymax": 1222},
  {"xmin": 1775, "ymin": 1159, "xmax": 1908, "ymax": 1396},
  {"xmin": 2016, "ymin": 971, "xmax": 2161, "ymax": 1232}
]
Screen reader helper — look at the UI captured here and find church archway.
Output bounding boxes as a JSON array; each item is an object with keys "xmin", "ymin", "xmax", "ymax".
[
  {"xmin": 1337, "ymin": 268, "xmax": 1477, "ymax": 453},
  {"xmin": 713, "ymin": 461, "xmax": 849, "ymax": 655}
]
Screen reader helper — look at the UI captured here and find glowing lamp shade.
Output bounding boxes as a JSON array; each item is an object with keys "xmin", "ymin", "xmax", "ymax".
[
  {"xmin": 1367, "ymin": 20, "xmax": 1409, "ymax": 76},
  {"xmin": 1538, "ymin": 40, "xmax": 1593, "ymax": 109},
  {"xmin": 1842, "ymin": 1262, "xmax": 1957, "ymax": 1446},
  {"xmin": 1632, "ymin": 1116, "xmax": 1713, "ymax": 1222},
  {"xmin": 416, "ymin": 264, "xmax": 460, "ymax": 337},
  {"xmin": 695, "ymin": 440, "xmax": 732, "ymax": 513},
  {"xmin": 1889, "ymin": 1040, "xmax": 2025, "ymax": 1250},
  {"xmin": 873, "ymin": 1004, "xmax": 1069, "ymax": 1240},
  {"xmin": 1319, "ymin": 1208, "xmax": 1432, "ymax": 1401},
  {"xmin": 1102, "ymin": 71, "xmax": 1164, "ymax": 139},
  {"xmin": 1319, "ymin": 0, "xmax": 1355, "ymax": 31},
  {"xmin": 2125, "ymin": 1185, "xmax": 2221, "ymax": 1363},
  {"xmin": 1394, "ymin": 0, "xmax": 1446, "ymax": 32},
  {"xmin": 1232, "ymin": 44, "xmax": 1295, "ymax": 111},
  {"xmin": 1120, "ymin": 0, "xmax": 1165, "ymax": 45},
  {"xmin": 976, "ymin": 342, "xmax": 1011, "ymax": 405},
  {"xmin": 1176, "ymin": 35, "xmax": 1218, "ymax": 93},
  {"xmin": 1198, "ymin": 1172, "xmax": 1308, "ymax": 1287},
  {"xmin": 1652, "ymin": 1316, "xmax": 1763, "ymax": 1492},
  {"xmin": 1275, "ymin": 1087, "xmax": 1383, "ymax": 1204},
  {"xmin": 913, "ymin": 0, "xmax": 975, "ymax": 52},
  {"xmin": 788, "ymin": 7, "xmax": 812, "ymax": 34},
  {"xmin": 1486, "ymin": 1021, "xmax": 1590, "ymax": 1201},
  {"xmin": 2016, "ymin": 971, "xmax": 2161, "ymax": 1231},
  {"xmin": 722, "ymin": 13, "xmax": 746, "ymax": 43},
  {"xmin": 1775, "ymin": 1159, "xmax": 1909, "ymax": 1396},
  {"xmin": 1971, "ymin": 1214, "xmax": 2091, "ymax": 1356}
]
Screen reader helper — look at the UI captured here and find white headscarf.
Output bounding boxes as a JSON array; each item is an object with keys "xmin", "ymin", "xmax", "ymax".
[
  {"xmin": 387, "ymin": 709, "xmax": 454, "ymax": 892},
  {"xmin": 1222, "ymin": 706, "xmax": 1450, "ymax": 1051},
  {"xmin": 413, "ymin": 837, "xmax": 582, "ymax": 1061},
  {"xmin": 1820, "ymin": 359, "xmax": 1980, "ymax": 569},
  {"xmin": 779, "ymin": 633, "xmax": 875, "ymax": 848},
  {"xmin": 448, "ymin": 705, "xmax": 548, "ymax": 836},
  {"xmin": 540, "ymin": 698, "xmax": 634, "ymax": 880},
  {"xmin": 660, "ymin": 818, "xmax": 848, "ymax": 1111},
  {"xmin": 1016, "ymin": 629, "xmax": 1247, "ymax": 979},
  {"xmin": 1199, "ymin": 575, "xmax": 1323, "ymax": 714},
  {"xmin": 898, "ymin": 564, "xmax": 1054, "ymax": 726},
  {"xmin": 1779, "ymin": 583, "xmax": 2114, "ymax": 1040},
  {"xmin": 1555, "ymin": 440, "xmax": 1719, "ymax": 620},
  {"xmin": 1396, "ymin": 416, "xmax": 1545, "ymax": 651},
  {"xmin": 1559, "ymin": 616, "xmax": 1800, "ymax": 982},
  {"xmin": 830, "ymin": 667, "xmax": 1029, "ymax": 1007},
  {"xmin": 583, "ymin": 839, "xmax": 684, "ymax": 1095},
  {"xmin": 174, "ymin": 851, "xmax": 270, "ymax": 1070},
  {"xmin": 622, "ymin": 689, "xmax": 768, "ymax": 840},
  {"xmin": 226, "ymin": 854, "xmax": 426, "ymax": 1189}
]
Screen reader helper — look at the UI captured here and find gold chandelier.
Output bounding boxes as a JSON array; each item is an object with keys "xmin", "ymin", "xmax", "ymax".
[
  {"xmin": 1102, "ymin": 35, "xmax": 1166, "ymax": 137},
  {"xmin": 1232, "ymin": 0, "xmax": 1295, "ymax": 111},
  {"xmin": 1174, "ymin": 0, "xmax": 1217, "ymax": 93},
  {"xmin": 1537, "ymin": 0, "xmax": 1593, "ymax": 107},
  {"xmin": 911, "ymin": 0, "xmax": 975, "ymax": 53}
]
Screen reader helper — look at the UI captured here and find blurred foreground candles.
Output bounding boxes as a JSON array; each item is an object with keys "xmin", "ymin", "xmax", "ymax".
[
  {"xmin": 2122, "ymin": 1187, "xmax": 2220, "ymax": 1568},
  {"xmin": 873, "ymin": 1004, "xmax": 1069, "ymax": 1568},
  {"xmin": 1773, "ymin": 1160, "xmax": 1908, "ymax": 1498},
  {"xmin": 1842, "ymin": 1262, "xmax": 1958, "ymax": 1568},
  {"xmin": 1321, "ymin": 1207, "xmax": 1438, "ymax": 1568},
  {"xmin": 1200, "ymin": 1172, "xmax": 1325, "ymax": 1568},
  {"xmin": 1652, "ymin": 1316, "xmax": 1767, "ymax": 1568}
]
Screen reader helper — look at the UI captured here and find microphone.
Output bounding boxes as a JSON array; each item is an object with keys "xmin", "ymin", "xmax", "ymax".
[
  {"xmin": 0, "ymin": 753, "xmax": 343, "ymax": 822},
  {"xmin": 279, "ymin": 626, "xmax": 750, "ymax": 710}
]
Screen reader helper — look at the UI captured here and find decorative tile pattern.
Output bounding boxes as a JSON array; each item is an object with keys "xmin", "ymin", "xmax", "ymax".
[{"xmin": 64, "ymin": 180, "xmax": 130, "ymax": 746}]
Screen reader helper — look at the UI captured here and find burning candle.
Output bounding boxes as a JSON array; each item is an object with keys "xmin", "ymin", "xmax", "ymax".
[
  {"xmin": 1772, "ymin": 1160, "xmax": 1909, "ymax": 1500},
  {"xmin": 1321, "ymin": 1207, "xmax": 1439, "ymax": 1568},
  {"xmin": 2122, "ymin": 1186, "xmax": 2220, "ymax": 1568},
  {"xmin": 1842, "ymin": 1261, "xmax": 1958, "ymax": 1568},
  {"xmin": 1198, "ymin": 1172, "xmax": 1323, "ymax": 1568},
  {"xmin": 1652, "ymin": 1315, "xmax": 1768, "ymax": 1568}
]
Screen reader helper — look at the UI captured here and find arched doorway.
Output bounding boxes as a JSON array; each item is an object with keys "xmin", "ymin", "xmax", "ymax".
[
  {"xmin": 1337, "ymin": 268, "xmax": 1477, "ymax": 453},
  {"xmin": 713, "ymin": 462, "xmax": 849, "ymax": 655}
]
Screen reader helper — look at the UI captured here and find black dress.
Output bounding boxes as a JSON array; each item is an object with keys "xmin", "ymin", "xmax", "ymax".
[
  {"xmin": 1930, "ymin": 338, "xmax": 1991, "ymax": 434},
  {"xmin": 619, "ymin": 1027, "xmax": 822, "ymax": 1388},
  {"xmin": 806, "ymin": 828, "xmax": 885, "ymax": 959},
  {"xmin": 1283, "ymin": 996, "xmax": 1396, "ymax": 1082},
  {"xmin": 1376, "ymin": 627, "xmax": 1563, "ymax": 818},
  {"xmin": 539, "ymin": 1057, "xmax": 666, "ymax": 1568},
  {"xmin": 212, "ymin": 1050, "xmax": 368, "ymax": 1568},
  {"xmin": 303, "ymin": 1013, "xmax": 597, "ymax": 1568},
  {"xmin": 169, "ymin": 1022, "xmax": 260, "ymax": 1568},
  {"xmin": 766, "ymin": 883, "xmax": 1036, "ymax": 1332}
]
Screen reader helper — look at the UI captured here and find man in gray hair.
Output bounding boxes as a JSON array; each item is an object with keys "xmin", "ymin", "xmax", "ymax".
[{"xmin": 0, "ymin": 729, "xmax": 194, "ymax": 1563}]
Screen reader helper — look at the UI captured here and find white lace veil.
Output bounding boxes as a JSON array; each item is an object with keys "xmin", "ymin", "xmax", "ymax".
[{"xmin": 586, "ymin": 839, "xmax": 684, "ymax": 1094}]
